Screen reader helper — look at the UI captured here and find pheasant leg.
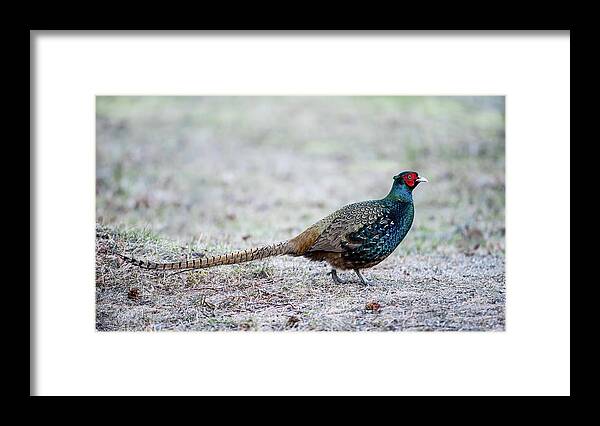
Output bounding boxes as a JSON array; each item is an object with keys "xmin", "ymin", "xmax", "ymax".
[
  {"xmin": 329, "ymin": 269, "xmax": 346, "ymax": 284},
  {"xmin": 354, "ymin": 269, "xmax": 368, "ymax": 285}
]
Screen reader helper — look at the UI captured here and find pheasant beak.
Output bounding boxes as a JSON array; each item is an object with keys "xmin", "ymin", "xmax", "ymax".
[{"xmin": 416, "ymin": 176, "xmax": 429, "ymax": 183}]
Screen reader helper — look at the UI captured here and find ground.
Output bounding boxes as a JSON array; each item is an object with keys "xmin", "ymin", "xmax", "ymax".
[{"xmin": 96, "ymin": 96, "xmax": 505, "ymax": 331}]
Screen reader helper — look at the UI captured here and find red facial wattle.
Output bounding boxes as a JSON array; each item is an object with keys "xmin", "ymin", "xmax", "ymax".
[{"xmin": 402, "ymin": 173, "xmax": 417, "ymax": 187}]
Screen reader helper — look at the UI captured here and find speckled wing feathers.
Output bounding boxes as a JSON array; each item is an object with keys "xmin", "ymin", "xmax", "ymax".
[
  {"xmin": 306, "ymin": 201, "xmax": 394, "ymax": 253},
  {"xmin": 291, "ymin": 199, "xmax": 415, "ymax": 270}
]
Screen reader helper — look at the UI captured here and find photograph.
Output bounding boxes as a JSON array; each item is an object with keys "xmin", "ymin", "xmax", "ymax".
[{"xmin": 95, "ymin": 96, "xmax": 506, "ymax": 331}]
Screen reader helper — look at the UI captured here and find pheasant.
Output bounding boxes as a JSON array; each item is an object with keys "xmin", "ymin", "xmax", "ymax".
[{"xmin": 118, "ymin": 171, "xmax": 428, "ymax": 285}]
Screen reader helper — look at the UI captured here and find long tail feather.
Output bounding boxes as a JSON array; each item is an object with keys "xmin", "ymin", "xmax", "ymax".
[{"xmin": 117, "ymin": 241, "xmax": 292, "ymax": 271}]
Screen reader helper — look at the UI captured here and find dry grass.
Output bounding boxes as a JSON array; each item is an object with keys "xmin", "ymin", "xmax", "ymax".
[
  {"xmin": 96, "ymin": 96, "xmax": 505, "ymax": 331},
  {"xmin": 96, "ymin": 224, "xmax": 504, "ymax": 331}
]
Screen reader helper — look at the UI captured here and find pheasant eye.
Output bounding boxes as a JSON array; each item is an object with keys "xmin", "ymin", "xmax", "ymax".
[{"xmin": 402, "ymin": 173, "xmax": 415, "ymax": 186}]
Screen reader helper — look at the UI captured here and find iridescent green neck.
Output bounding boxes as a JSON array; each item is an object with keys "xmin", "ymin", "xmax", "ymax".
[{"xmin": 384, "ymin": 181, "xmax": 413, "ymax": 203}]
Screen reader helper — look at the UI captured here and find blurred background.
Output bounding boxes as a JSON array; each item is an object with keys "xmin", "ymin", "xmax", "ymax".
[{"xmin": 96, "ymin": 96, "xmax": 505, "ymax": 256}]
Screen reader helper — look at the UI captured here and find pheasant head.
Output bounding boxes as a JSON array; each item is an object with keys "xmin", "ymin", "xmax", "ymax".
[{"xmin": 386, "ymin": 171, "xmax": 428, "ymax": 201}]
